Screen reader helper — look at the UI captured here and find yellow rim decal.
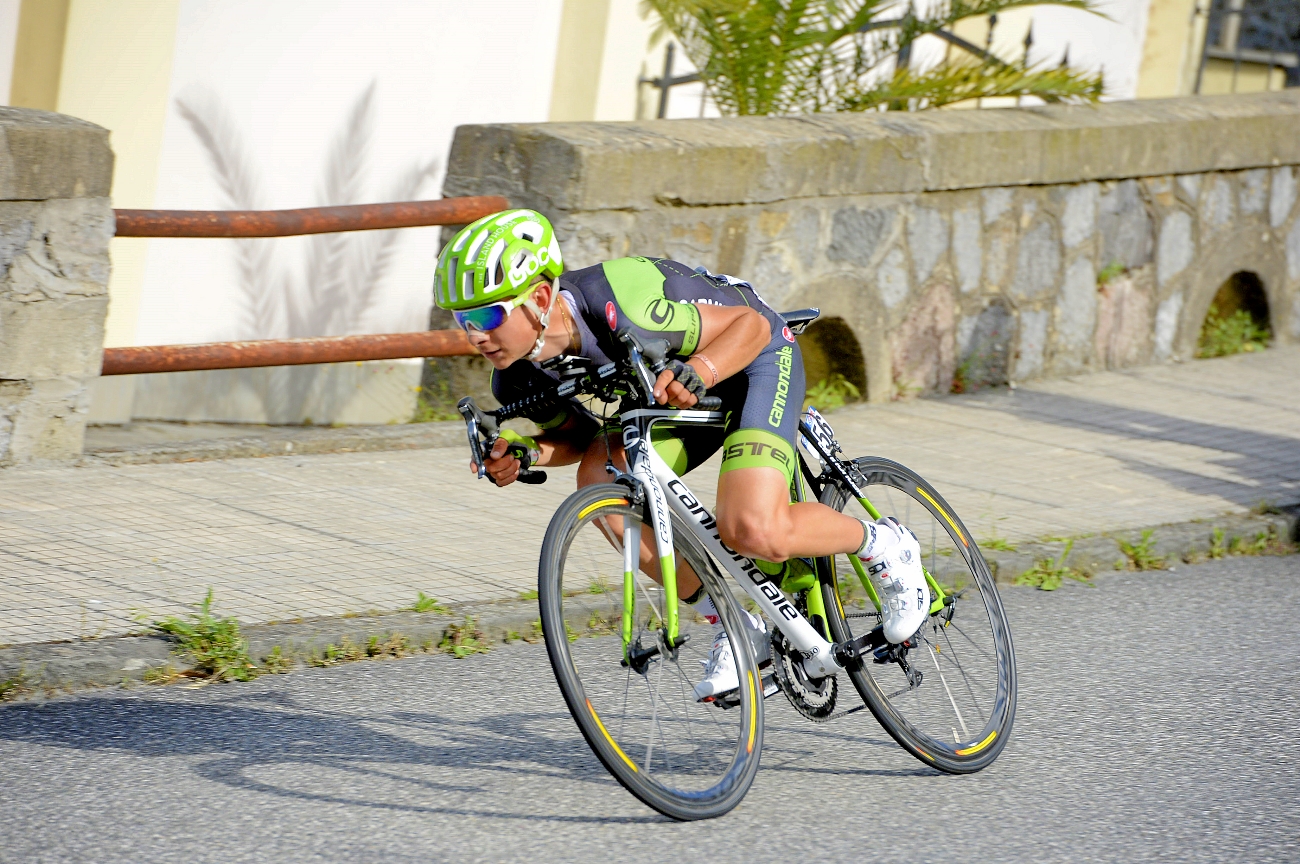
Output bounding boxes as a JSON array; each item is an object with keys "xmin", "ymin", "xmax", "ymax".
[
  {"xmin": 578, "ymin": 498, "xmax": 628, "ymax": 522},
  {"xmin": 587, "ymin": 699, "xmax": 637, "ymax": 772},
  {"xmin": 915, "ymin": 486, "xmax": 967, "ymax": 548},
  {"xmin": 746, "ymin": 671, "xmax": 757, "ymax": 753},
  {"xmin": 956, "ymin": 729, "xmax": 998, "ymax": 756}
]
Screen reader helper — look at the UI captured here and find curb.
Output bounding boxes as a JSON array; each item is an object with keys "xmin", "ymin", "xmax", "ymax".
[
  {"xmin": 83, "ymin": 420, "xmax": 468, "ymax": 466},
  {"xmin": 981, "ymin": 508, "xmax": 1298, "ymax": 584},
  {"xmin": 3, "ymin": 509, "xmax": 1296, "ymax": 701},
  {"xmin": 0, "ymin": 594, "xmax": 614, "ymax": 699}
]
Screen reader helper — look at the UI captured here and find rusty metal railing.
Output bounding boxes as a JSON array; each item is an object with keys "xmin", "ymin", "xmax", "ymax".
[
  {"xmin": 101, "ymin": 331, "xmax": 474, "ymax": 376},
  {"xmin": 113, "ymin": 196, "xmax": 508, "ymax": 238},
  {"xmin": 104, "ymin": 196, "xmax": 500, "ymax": 374}
]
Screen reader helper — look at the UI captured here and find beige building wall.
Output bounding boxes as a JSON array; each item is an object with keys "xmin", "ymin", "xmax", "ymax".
[{"xmin": 549, "ymin": 0, "xmax": 658, "ymax": 122}]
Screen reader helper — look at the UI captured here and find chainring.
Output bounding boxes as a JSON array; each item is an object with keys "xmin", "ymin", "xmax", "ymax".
[{"xmin": 770, "ymin": 625, "xmax": 838, "ymax": 722}]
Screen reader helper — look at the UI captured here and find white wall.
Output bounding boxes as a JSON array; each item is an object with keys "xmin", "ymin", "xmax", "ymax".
[
  {"xmin": 134, "ymin": 0, "xmax": 563, "ymax": 348},
  {"xmin": 0, "ymin": 0, "xmax": 19, "ymax": 103}
]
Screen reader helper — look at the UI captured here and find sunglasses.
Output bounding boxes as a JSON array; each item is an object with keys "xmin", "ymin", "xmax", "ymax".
[{"xmin": 452, "ymin": 284, "xmax": 539, "ymax": 333}]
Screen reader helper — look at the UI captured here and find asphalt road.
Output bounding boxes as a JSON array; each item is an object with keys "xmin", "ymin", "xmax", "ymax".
[{"xmin": 2, "ymin": 556, "xmax": 1297, "ymax": 864}]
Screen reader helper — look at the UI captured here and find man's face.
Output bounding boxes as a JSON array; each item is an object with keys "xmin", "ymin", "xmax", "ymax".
[{"xmin": 464, "ymin": 281, "xmax": 552, "ymax": 369}]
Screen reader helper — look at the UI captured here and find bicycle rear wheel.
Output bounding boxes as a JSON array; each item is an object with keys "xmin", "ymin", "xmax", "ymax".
[
  {"xmin": 538, "ymin": 483, "xmax": 763, "ymax": 820},
  {"xmin": 819, "ymin": 458, "xmax": 1016, "ymax": 773}
]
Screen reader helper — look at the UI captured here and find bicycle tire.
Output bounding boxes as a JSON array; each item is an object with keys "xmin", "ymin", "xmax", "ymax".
[
  {"xmin": 819, "ymin": 458, "xmax": 1016, "ymax": 773},
  {"xmin": 539, "ymin": 483, "xmax": 764, "ymax": 820}
]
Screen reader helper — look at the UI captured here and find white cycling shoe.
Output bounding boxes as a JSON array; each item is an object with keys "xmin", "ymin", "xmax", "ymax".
[
  {"xmin": 857, "ymin": 517, "xmax": 930, "ymax": 644},
  {"xmin": 693, "ymin": 612, "xmax": 765, "ymax": 702}
]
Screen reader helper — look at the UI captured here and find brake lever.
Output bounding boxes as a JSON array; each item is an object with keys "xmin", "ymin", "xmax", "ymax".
[{"xmin": 457, "ymin": 396, "xmax": 547, "ymax": 485}]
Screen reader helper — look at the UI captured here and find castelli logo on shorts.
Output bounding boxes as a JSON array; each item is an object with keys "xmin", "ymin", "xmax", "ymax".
[
  {"xmin": 782, "ymin": 326, "xmax": 795, "ymax": 343},
  {"xmin": 605, "ymin": 301, "xmax": 617, "ymax": 330}
]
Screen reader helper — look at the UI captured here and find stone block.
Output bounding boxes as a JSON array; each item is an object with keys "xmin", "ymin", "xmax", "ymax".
[
  {"xmin": 1010, "ymin": 222, "xmax": 1060, "ymax": 300},
  {"xmin": 876, "ymin": 247, "xmax": 910, "ymax": 309},
  {"xmin": 1177, "ymin": 174, "xmax": 1202, "ymax": 201},
  {"xmin": 1095, "ymin": 269, "xmax": 1154, "ymax": 369},
  {"xmin": 1053, "ymin": 256, "xmax": 1097, "ymax": 370},
  {"xmin": 0, "ymin": 111, "xmax": 112, "ymax": 466},
  {"xmin": 1201, "ymin": 176, "xmax": 1233, "ymax": 228},
  {"xmin": 827, "ymin": 206, "xmax": 894, "ymax": 267},
  {"xmin": 1154, "ymin": 291, "xmax": 1184, "ymax": 360},
  {"xmin": 1013, "ymin": 309, "xmax": 1049, "ymax": 381},
  {"xmin": 955, "ymin": 300, "xmax": 1012, "ymax": 389},
  {"xmin": 0, "ymin": 108, "xmax": 113, "ymax": 200},
  {"xmin": 952, "ymin": 208, "xmax": 981, "ymax": 292},
  {"xmin": 1289, "ymin": 216, "xmax": 1300, "ymax": 281},
  {"xmin": 907, "ymin": 206, "xmax": 948, "ymax": 283},
  {"xmin": 1239, "ymin": 168, "xmax": 1268, "ymax": 214},
  {"xmin": 1157, "ymin": 211, "xmax": 1194, "ymax": 285},
  {"xmin": 1270, "ymin": 166, "xmax": 1295, "ymax": 229},
  {"xmin": 982, "ymin": 188, "xmax": 1013, "ymax": 224},
  {"xmin": 1098, "ymin": 179, "xmax": 1153, "ymax": 269},
  {"xmin": 891, "ymin": 283, "xmax": 956, "ymax": 396},
  {"xmin": 1061, "ymin": 183, "xmax": 1098, "ymax": 248}
]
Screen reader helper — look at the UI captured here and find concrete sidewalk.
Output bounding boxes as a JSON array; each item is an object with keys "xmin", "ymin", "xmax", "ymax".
[{"xmin": 2, "ymin": 347, "xmax": 1297, "ymax": 648}]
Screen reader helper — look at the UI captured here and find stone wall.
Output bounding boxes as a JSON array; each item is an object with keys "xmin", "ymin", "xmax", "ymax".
[
  {"xmin": 443, "ymin": 92, "xmax": 1300, "ymax": 402},
  {"xmin": 0, "ymin": 109, "xmax": 113, "ymax": 464}
]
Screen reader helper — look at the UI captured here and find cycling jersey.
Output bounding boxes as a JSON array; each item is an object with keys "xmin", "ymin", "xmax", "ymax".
[{"xmin": 490, "ymin": 257, "xmax": 806, "ymax": 487}]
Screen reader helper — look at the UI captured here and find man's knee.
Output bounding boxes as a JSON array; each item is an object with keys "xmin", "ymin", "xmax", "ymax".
[{"xmin": 717, "ymin": 508, "xmax": 792, "ymax": 561}]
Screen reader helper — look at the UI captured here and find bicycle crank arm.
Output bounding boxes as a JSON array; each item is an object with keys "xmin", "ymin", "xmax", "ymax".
[{"xmin": 830, "ymin": 625, "xmax": 888, "ymax": 669}]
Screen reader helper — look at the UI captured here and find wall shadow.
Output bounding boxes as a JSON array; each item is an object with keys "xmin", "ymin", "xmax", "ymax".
[{"xmin": 964, "ymin": 389, "xmax": 1300, "ymax": 509}]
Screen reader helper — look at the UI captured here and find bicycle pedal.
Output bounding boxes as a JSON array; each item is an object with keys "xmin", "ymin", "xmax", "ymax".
[{"xmin": 762, "ymin": 673, "xmax": 780, "ymax": 699}]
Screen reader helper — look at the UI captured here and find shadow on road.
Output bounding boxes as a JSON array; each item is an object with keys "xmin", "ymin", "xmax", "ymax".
[{"xmin": 0, "ymin": 690, "xmax": 669, "ymax": 824}]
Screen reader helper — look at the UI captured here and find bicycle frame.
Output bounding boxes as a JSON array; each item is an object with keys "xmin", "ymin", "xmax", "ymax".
[
  {"xmin": 615, "ymin": 404, "xmax": 956, "ymax": 681},
  {"xmin": 620, "ymin": 407, "xmax": 842, "ymax": 678}
]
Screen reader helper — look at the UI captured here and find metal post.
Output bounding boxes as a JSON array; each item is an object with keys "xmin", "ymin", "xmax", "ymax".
[{"xmin": 658, "ymin": 42, "xmax": 675, "ymax": 119}]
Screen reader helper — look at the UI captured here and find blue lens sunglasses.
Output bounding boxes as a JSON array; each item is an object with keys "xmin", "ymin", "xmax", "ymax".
[{"xmin": 452, "ymin": 283, "xmax": 540, "ymax": 333}]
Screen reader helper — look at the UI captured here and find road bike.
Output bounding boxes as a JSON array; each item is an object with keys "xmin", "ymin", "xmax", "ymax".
[{"xmin": 458, "ymin": 309, "xmax": 1017, "ymax": 820}]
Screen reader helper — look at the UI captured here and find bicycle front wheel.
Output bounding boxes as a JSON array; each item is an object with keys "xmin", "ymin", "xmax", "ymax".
[
  {"xmin": 820, "ymin": 458, "xmax": 1016, "ymax": 774},
  {"xmin": 538, "ymin": 483, "xmax": 763, "ymax": 821}
]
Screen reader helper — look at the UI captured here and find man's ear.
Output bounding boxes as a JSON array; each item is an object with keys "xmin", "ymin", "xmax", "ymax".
[{"xmin": 532, "ymin": 280, "xmax": 554, "ymax": 312}]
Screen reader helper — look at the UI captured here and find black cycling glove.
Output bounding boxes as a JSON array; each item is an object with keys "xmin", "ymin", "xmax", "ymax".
[{"xmin": 664, "ymin": 359, "xmax": 708, "ymax": 400}]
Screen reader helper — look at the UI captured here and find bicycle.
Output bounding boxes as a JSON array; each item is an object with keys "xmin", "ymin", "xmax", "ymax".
[{"xmin": 458, "ymin": 308, "xmax": 1017, "ymax": 821}]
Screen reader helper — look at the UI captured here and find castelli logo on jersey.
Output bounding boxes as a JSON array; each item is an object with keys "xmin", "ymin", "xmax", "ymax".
[
  {"xmin": 605, "ymin": 301, "xmax": 617, "ymax": 330},
  {"xmin": 782, "ymin": 326, "xmax": 795, "ymax": 343}
]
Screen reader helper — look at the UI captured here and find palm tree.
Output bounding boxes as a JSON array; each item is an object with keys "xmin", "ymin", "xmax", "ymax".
[{"xmin": 642, "ymin": 0, "xmax": 1104, "ymax": 115}]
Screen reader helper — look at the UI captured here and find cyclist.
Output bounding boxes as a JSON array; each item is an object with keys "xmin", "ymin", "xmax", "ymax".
[{"xmin": 436, "ymin": 209, "xmax": 928, "ymax": 699}]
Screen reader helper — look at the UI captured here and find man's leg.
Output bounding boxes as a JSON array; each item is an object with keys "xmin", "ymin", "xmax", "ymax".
[{"xmin": 575, "ymin": 433, "xmax": 703, "ymax": 599}]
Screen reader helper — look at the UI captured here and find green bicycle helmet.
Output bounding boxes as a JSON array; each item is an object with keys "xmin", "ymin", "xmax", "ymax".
[{"xmin": 434, "ymin": 209, "xmax": 564, "ymax": 311}]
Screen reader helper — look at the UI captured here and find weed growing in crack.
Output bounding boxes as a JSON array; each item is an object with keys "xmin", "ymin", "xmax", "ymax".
[
  {"xmin": 440, "ymin": 618, "xmax": 489, "ymax": 659},
  {"xmin": 1118, "ymin": 530, "xmax": 1166, "ymax": 571},
  {"xmin": 1015, "ymin": 540, "xmax": 1092, "ymax": 591},
  {"xmin": 146, "ymin": 589, "xmax": 259, "ymax": 682},
  {"xmin": 982, "ymin": 537, "xmax": 1018, "ymax": 552},
  {"xmin": 403, "ymin": 592, "xmax": 450, "ymax": 614},
  {"xmin": 0, "ymin": 669, "xmax": 31, "ymax": 702},
  {"xmin": 261, "ymin": 646, "xmax": 293, "ymax": 673}
]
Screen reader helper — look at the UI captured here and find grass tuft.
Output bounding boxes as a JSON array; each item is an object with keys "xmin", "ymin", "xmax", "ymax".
[
  {"xmin": 440, "ymin": 617, "xmax": 490, "ymax": 659},
  {"xmin": 1197, "ymin": 309, "xmax": 1270, "ymax": 358},
  {"xmin": 403, "ymin": 592, "xmax": 450, "ymax": 615},
  {"xmin": 0, "ymin": 669, "xmax": 31, "ymax": 702},
  {"xmin": 1117, "ymin": 530, "xmax": 1166, "ymax": 571},
  {"xmin": 804, "ymin": 374, "xmax": 861, "ymax": 412},
  {"xmin": 147, "ymin": 589, "xmax": 259, "ymax": 682},
  {"xmin": 1014, "ymin": 540, "xmax": 1092, "ymax": 591}
]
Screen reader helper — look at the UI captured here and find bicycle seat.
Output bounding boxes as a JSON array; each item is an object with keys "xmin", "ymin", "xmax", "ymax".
[{"xmin": 780, "ymin": 308, "xmax": 821, "ymax": 336}]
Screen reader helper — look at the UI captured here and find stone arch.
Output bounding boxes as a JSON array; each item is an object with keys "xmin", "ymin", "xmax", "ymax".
[
  {"xmin": 1196, "ymin": 271, "xmax": 1272, "ymax": 355},
  {"xmin": 786, "ymin": 272, "xmax": 892, "ymax": 403},
  {"xmin": 798, "ymin": 316, "xmax": 868, "ymax": 403}
]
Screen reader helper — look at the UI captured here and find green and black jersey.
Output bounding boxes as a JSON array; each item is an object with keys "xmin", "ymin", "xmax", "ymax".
[{"xmin": 491, "ymin": 257, "xmax": 806, "ymax": 486}]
